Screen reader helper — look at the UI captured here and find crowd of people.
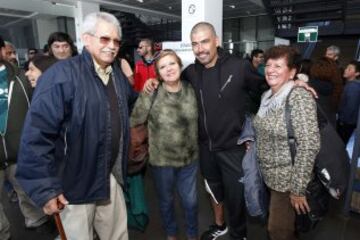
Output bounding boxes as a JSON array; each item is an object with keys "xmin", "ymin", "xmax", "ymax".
[{"xmin": 0, "ymin": 10, "xmax": 359, "ymax": 240}]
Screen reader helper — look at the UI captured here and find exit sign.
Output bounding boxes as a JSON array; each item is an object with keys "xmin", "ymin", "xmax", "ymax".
[{"xmin": 297, "ymin": 26, "xmax": 318, "ymax": 42}]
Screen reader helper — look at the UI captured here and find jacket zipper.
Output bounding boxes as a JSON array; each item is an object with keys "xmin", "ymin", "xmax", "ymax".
[
  {"xmin": 200, "ymin": 90, "xmax": 213, "ymax": 151},
  {"xmin": 218, "ymin": 74, "xmax": 233, "ymax": 98}
]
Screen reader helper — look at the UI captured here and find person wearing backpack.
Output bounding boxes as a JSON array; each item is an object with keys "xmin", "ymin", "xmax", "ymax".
[{"xmin": 253, "ymin": 45, "xmax": 320, "ymax": 240}]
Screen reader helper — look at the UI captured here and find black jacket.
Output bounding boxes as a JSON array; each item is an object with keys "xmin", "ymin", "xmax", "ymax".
[
  {"xmin": 182, "ymin": 49, "xmax": 261, "ymax": 151},
  {"xmin": 0, "ymin": 61, "xmax": 32, "ymax": 168},
  {"xmin": 244, "ymin": 60, "xmax": 268, "ymax": 113}
]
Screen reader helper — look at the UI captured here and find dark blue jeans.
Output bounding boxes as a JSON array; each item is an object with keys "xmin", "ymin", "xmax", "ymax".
[{"xmin": 151, "ymin": 161, "xmax": 198, "ymax": 238}]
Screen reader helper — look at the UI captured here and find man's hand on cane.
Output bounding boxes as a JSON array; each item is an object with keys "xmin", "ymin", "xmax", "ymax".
[{"xmin": 43, "ymin": 194, "xmax": 69, "ymax": 215}]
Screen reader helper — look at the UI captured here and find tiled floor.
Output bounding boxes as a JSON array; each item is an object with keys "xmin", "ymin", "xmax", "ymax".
[{"xmin": 3, "ymin": 171, "xmax": 360, "ymax": 240}]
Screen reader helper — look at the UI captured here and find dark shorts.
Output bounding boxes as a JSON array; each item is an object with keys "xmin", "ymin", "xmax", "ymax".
[
  {"xmin": 199, "ymin": 144, "xmax": 245, "ymax": 203},
  {"xmin": 199, "ymin": 144, "xmax": 247, "ymax": 238}
]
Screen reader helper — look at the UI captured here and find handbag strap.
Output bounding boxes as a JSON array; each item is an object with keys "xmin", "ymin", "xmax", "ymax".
[
  {"xmin": 285, "ymin": 87, "xmax": 329, "ymax": 166},
  {"xmin": 284, "ymin": 88, "xmax": 296, "ymax": 165},
  {"xmin": 146, "ymin": 87, "xmax": 159, "ymax": 122}
]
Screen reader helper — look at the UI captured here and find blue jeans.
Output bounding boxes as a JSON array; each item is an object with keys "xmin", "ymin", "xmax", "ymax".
[{"xmin": 151, "ymin": 161, "xmax": 198, "ymax": 238}]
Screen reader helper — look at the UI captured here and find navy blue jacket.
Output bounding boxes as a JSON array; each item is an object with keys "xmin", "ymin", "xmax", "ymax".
[
  {"xmin": 237, "ymin": 116, "xmax": 267, "ymax": 219},
  {"xmin": 16, "ymin": 49, "xmax": 136, "ymax": 207},
  {"xmin": 338, "ymin": 80, "xmax": 360, "ymax": 125}
]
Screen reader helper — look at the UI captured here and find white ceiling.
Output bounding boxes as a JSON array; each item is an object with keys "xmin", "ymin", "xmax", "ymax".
[
  {"xmin": 101, "ymin": 0, "xmax": 266, "ymax": 19},
  {"xmin": 0, "ymin": 0, "xmax": 267, "ymax": 28}
]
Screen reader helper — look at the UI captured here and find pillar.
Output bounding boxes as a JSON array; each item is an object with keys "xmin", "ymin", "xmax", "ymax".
[
  {"xmin": 181, "ymin": 0, "xmax": 223, "ymax": 43},
  {"xmin": 73, "ymin": 1, "xmax": 100, "ymax": 52}
]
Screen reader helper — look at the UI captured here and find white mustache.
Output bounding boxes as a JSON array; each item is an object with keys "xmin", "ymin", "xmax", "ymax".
[{"xmin": 101, "ymin": 49, "xmax": 116, "ymax": 54}]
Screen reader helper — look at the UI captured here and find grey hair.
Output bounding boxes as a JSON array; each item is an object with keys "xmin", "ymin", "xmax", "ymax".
[
  {"xmin": 190, "ymin": 22, "xmax": 217, "ymax": 38},
  {"xmin": 327, "ymin": 45, "xmax": 340, "ymax": 56},
  {"xmin": 4, "ymin": 41, "xmax": 15, "ymax": 48},
  {"xmin": 81, "ymin": 12, "xmax": 122, "ymax": 39}
]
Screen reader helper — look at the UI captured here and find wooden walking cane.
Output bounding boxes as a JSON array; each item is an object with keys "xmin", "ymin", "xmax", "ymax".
[
  {"xmin": 54, "ymin": 201, "xmax": 67, "ymax": 240},
  {"xmin": 54, "ymin": 213, "xmax": 67, "ymax": 240}
]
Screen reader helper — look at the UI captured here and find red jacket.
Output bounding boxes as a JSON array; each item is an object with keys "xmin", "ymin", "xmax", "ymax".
[{"xmin": 133, "ymin": 59, "xmax": 157, "ymax": 92}]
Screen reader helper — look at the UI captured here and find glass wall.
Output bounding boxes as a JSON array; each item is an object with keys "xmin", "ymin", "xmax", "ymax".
[{"xmin": 223, "ymin": 15, "xmax": 275, "ymax": 58}]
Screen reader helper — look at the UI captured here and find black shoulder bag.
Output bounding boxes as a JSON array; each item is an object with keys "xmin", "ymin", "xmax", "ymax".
[{"xmin": 284, "ymin": 88, "xmax": 349, "ymax": 232}]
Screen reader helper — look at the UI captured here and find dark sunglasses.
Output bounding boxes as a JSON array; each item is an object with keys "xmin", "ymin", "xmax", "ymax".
[{"xmin": 90, "ymin": 34, "xmax": 121, "ymax": 47}]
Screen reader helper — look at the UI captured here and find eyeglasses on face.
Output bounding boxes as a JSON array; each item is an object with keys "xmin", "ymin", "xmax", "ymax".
[{"xmin": 90, "ymin": 34, "xmax": 121, "ymax": 47}]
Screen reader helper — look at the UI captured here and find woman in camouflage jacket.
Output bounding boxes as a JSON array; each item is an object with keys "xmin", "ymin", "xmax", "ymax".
[{"xmin": 130, "ymin": 50, "xmax": 199, "ymax": 240}]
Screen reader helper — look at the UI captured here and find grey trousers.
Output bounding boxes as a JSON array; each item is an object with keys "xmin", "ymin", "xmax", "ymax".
[
  {"xmin": 58, "ymin": 174, "xmax": 128, "ymax": 240},
  {"xmin": 0, "ymin": 164, "xmax": 48, "ymax": 239}
]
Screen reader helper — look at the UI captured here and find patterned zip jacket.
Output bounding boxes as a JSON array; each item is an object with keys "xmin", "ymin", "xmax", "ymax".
[{"xmin": 253, "ymin": 87, "xmax": 320, "ymax": 196}]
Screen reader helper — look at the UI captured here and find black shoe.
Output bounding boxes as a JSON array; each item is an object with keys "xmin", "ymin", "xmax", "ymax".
[{"xmin": 201, "ymin": 224, "xmax": 228, "ymax": 240}]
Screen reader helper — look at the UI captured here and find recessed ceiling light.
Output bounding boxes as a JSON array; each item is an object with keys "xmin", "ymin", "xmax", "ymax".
[
  {"xmin": 229, "ymin": 5, "xmax": 236, "ymax": 9},
  {"xmin": 168, "ymin": 6, "xmax": 172, "ymax": 10},
  {"xmin": 136, "ymin": 0, "xmax": 144, "ymax": 3},
  {"xmin": 51, "ymin": 1, "xmax": 75, "ymax": 8}
]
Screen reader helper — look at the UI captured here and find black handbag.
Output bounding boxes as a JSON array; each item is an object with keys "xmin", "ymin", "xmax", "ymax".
[
  {"xmin": 284, "ymin": 88, "xmax": 350, "ymax": 232},
  {"xmin": 294, "ymin": 176, "xmax": 330, "ymax": 232}
]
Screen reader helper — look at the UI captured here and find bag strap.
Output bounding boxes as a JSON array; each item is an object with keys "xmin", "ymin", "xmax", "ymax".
[
  {"xmin": 145, "ymin": 87, "xmax": 159, "ymax": 122},
  {"xmin": 284, "ymin": 88, "xmax": 296, "ymax": 165},
  {"xmin": 285, "ymin": 87, "xmax": 329, "ymax": 166}
]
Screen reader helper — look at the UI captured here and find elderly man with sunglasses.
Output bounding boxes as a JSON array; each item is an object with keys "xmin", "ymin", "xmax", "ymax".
[{"xmin": 16, "ymin": 12, "xmax": 136, "ymax": 240}]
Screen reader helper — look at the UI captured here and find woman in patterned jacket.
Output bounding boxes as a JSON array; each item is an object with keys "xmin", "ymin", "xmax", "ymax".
[{"xmin": 253, "ymin": 45, "xmax": 320, "ymax": 240}]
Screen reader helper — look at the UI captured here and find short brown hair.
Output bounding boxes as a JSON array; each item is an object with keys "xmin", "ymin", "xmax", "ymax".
[
  {"xmin": 310, "ymin": 57, "xmax": 339, "ymax": 83},
  {"xmin": 264, "ymin": 45, "xmax": 300, "ymax": 69},
  {"xmin": 154, "ymin": 49, "xmax": 183, "ymax": 80},
  {"xmin": 310, "ymin": 57, "xmax": 343, "ymax": 108}
]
